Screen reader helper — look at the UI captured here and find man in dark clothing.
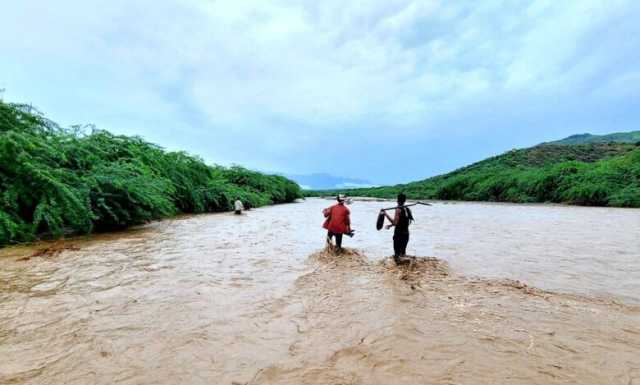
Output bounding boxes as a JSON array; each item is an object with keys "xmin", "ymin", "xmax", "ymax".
[{"xmin": 382, "ymin": 193, "xmax": 413, "ymax": 264}]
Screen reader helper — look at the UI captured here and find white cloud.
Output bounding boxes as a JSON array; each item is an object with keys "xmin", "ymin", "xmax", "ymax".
[{"xmin": 1, "ymin": 0, "xmax": 638, "ymax": 181}]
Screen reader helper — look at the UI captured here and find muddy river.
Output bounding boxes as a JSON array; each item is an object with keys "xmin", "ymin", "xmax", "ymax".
[{"xmin": 1, "ymin": 198, "xmax": 639, "ymax": 384}]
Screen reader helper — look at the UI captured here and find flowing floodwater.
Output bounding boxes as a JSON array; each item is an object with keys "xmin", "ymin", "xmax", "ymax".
[{"xmin": 1, "ymin": 198, "xmax": 639, "ymax": 384}]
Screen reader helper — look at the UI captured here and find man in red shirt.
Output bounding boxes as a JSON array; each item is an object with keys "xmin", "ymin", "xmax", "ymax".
[{"xmin": 322, "ymin": 194, "xmax": 353, "ymax": 252}]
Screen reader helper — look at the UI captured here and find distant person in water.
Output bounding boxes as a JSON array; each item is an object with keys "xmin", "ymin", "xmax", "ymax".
[
  {"xmin": 234, "ymin": 199, "xmax": 244, "ymax": 215},
  {"xmin": 382, "ymin": 193, "xmax": 414, "ymax": 264},
  {"xmin": 322, "ymin": 194, "xmax": 353, "ymax": 252}
]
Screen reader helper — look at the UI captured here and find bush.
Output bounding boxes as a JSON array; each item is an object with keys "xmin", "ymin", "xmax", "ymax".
[
  {"xmin": 307, "ymin": 145, "xmax": 640, "ymax": 208},
  {"xmin": 0, "ymin": 101, "xmax": 302, "ymax": 246}
]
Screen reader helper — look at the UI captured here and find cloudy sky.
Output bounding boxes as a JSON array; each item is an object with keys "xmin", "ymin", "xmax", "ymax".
[{"xmin": 2, "ymin": 0, "xmax": 639, "ymax": 184}]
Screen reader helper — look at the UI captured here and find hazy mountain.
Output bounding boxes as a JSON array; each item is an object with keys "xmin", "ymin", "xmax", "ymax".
[{"xmin": 285, "ymin": 173, "xmax": 376, "ymax": 190}]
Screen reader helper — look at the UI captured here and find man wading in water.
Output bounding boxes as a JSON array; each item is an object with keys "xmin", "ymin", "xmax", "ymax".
[
  {"xmin": 382, "ymin": 193, "xmax": 413, "ymax": 264},
  {"xmin": 322, "ymin": 194, "xmax": 353, "ymax": 253},
  {"xmin": 234, "ymin": 199, "xmax": 244, "ymax": 215}
]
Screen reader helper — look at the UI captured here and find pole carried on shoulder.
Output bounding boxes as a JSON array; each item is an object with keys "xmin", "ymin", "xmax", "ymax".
[
  {"xmin": 379, "ymin": 201, "xmax": 431, "ymax": 211},
  {"xmin": 376, "ymin": 201, "xmax": 431, "ymax": 230}
]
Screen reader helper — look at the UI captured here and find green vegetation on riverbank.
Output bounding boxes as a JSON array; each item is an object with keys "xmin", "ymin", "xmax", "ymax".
[
  {"xmin": 307, "ymin": 141, "xmax": 640, "ymax": 208},
  {"xmin": 0, "ymin": 101, "xmax": 301, "ymax": 246}
]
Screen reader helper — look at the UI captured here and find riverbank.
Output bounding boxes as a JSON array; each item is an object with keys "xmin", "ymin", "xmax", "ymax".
[
  {"xmin": 0, "ymin": 101, "xmax": 301, "ymax": 247},
  {"xmin": 314, "ymin": 195, "xmax": 640, "ymax": 211},
  {"xmin": 305, "ymin": 142, "xmax": 640, "ymax": 208}
]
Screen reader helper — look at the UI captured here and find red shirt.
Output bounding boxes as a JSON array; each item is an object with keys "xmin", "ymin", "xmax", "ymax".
[{"xmin": 322, "ymin": 204, "xmax": 351, "ymax": 234}]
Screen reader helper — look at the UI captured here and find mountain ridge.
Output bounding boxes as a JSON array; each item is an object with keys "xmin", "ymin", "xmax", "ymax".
[
  {"xmin": 285, "ymin": 172, "xmax": 375, "ymax": 190},
  {"xmin": 545, "ymin": 130, "xmax": 640, "ymax": 145}
]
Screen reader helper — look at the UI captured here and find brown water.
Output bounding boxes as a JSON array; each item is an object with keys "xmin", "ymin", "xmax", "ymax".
[{"xmin": 1, "ymin": 198, "xmax": 639, "ymax": 385}]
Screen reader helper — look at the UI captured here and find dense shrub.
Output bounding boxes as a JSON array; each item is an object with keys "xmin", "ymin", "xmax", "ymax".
[
  {"xmin": 0, "ymin": 101, "xmax": 302, "ymax": 246},
  {"xmin": 307, "ymin": 142, "xmax": 640, "ymax": 208}
]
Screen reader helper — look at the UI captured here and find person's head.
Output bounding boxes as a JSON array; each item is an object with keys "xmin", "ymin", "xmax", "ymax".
[
  {"xmin": 337, "ymin": 194, "xmax": 347, "ymax": 204},
  {"xmin": 397, "ymin": 193, "xmax": 407, "ymax": 205}
]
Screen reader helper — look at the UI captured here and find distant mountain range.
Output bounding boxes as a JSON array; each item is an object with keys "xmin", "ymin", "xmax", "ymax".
[
  {"xmin": 306, "ymin": 130, "xmax": 640, "ymax": 208},
  {"xmin": 545, "ymin": 130, "xmax": 640, "ymax": 145},
  {"xmin": 284, "ymin": 173, "xmax": 376, "ymax": 190}
]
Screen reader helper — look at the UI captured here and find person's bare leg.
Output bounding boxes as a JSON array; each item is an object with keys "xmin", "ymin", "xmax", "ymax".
[
  {"xmin": 335, "ymin": 233, "xmax": 343, "ymax": 254},
  {"xmin": 326, "ymin": 232, "xmax": 337, "ymax": 253}
]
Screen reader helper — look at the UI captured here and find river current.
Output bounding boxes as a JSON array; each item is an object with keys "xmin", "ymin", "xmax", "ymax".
[{"xmin": 1, "ymin": 198, "xmax": 639, "ymax": 384}]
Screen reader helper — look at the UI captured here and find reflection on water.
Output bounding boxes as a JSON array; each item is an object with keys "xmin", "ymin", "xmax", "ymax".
[{"xmin": 0, "ymin": 199, "xmax": 639, "ymax": 384}]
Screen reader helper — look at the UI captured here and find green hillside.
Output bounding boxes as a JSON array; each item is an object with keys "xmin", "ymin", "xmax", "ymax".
[
  {"xmin": 307, "ymin": 141, "xmax": 640, "ymax": 208},
  {"xmin": 547, "ymin": 131, "xmax": 640, "ymax": 145},
  {"xmin": 0, "ymin": 101, "xmax": 302, "ymax": 246}
]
